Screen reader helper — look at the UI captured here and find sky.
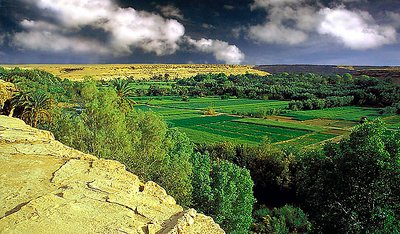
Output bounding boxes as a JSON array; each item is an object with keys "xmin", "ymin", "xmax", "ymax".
[{"xmin": 0, "ymin": 0, "xmax": 399, "ymax": 65}]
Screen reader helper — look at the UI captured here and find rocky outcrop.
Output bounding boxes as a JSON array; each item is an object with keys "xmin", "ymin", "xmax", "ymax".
[
  {"xmin": 0, "ymin": 115, "xmax": 224, "ymax": 234},
  {"xmin": 0, "ymin": 80, "xmax": 17, "ymax": 110}
]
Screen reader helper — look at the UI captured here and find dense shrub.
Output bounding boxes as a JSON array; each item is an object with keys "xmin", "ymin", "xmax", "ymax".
[
  {"xmin": 46, "ymin": 81, "xmax": 194, "ymax": 206},
  {"xmin": 191, "ymin": 152, "xmax": 255, "ymax": 233},
  {"xmin": 289, "ymin": 96, "xmax": 354, "ymax": 110},
  {"xmin": 252, "ymin": 205, "xmax": 312, "ymax": 234},
  {"xmin": 297, "ymin": 120, "xmax": 400, "ymax": 233}
]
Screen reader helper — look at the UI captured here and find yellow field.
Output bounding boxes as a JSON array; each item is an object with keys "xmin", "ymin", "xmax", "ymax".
[{"xmin": 1, "ymin": 64, "xmax": 268, "ymax": 81}]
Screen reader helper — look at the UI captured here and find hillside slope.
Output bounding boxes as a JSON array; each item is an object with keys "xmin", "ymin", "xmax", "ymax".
[{"xmin": 0, "ymin": 115, "xmax": 224, "ymax": 234}]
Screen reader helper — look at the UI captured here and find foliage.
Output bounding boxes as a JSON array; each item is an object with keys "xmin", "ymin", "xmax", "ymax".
[
  {"xmin": 252, "ymin": 205, "xmax": 312, "ymax": 234},
  {"xmin": 11, "ymin": 90, "xmax": 53, "ymax": 127},
  {"xmin": 191, "ymin": 152, "xmax": 213, "ymax": 212},
  {"xmin": 241, "ymin": 140, "xmax": 297, "ymax": 204},
  {"xmin": 0, "ymin": 67, "xmax": 74, "ymax": 102},
  {"xmin": 175, "ymin": 73, "xmax": 400, "ymax": 108},
  {"xmin": 289, "ymin": 96, "xmax": 354, "ymax": 110},
  {"xmin": 297, "ymin": 120, "xmax": 400, "ymax": 233},
  {"xmin": 47, "ymin": 81, "xmax": 193, "ymax": 206},
  {"xmin": 156, "ymin": 128, "xmax": 193, "ymax": 206},
  {"xmin": 191, "ymin": 152, "xmax": 255, "ymax": 233},
  {"xmin": 111, "ymin": 78, "xmax": 137, "ymax": 109},
  {"xmin": 200, "ymin": 140, "xmax": 298, "ymax": 206},
  {"xmin": 204, "ymin": 107, "xmax": 216, "ymax": 116}
]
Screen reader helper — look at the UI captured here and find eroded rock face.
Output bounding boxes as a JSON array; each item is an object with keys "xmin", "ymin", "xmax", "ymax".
[
  {"xmin": 0, "ymin": 80, "xmax": 17, "ymax": 110},
  {"xmin": 0, "ymin": 115, "xmax": 224, "ymax": 234}
]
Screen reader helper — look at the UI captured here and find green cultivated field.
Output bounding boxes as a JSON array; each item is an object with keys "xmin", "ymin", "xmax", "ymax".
[
  {"xmin": 136, "ymin": 96, "xmax": 289, "ymax": 114},
  {"xmin": 134, "ymin": 97, "xmax": 395, "ymax": 147},
  {"xmin": 133, "ymin": 97, "xmax": 395, "ymax": 147},
  {"xmin": 384, "ymin": 116, "xmax": 400, "ymax": 129},
  {"xmin": 283, "ymin": 106, "xmax": 384, "ymax": 121},
  {"xmin": 129, "ymin": 81, "xmax": 175, "ymax": 89}
]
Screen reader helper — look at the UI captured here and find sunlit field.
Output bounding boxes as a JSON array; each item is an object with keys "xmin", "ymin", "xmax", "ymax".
[
  {"xmin": 134, "ymin": 96, "xmax": 395, "ymax": 148},
  {"xmin": 2, "ymin": 64, "xmax": 268, "ymax": 81}
]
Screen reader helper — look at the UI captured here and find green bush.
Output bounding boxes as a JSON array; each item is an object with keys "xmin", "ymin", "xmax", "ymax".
[
  {"xmin": 253, "ymin": 205, "xmax": 312, "ymax": 234},
  {"xmin": 297, "ymin": 120, "xmax": 400, "ymax": 233},
  {"xmin": 48, "ymin": 81, "xmax": 194, "ymax": 206},
  {"xmin": 191, "ymin": 152, "xmax": 255, "ymax": 233}
]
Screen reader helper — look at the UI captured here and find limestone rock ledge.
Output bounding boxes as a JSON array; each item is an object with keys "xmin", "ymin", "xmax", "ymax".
[
  {"xmin": 0, "ymin": 115, "xmax": 224, "ymax": 234},
  {"xmin": 0, "ymin": 80, "xmax": 17, "ymax": 109}
]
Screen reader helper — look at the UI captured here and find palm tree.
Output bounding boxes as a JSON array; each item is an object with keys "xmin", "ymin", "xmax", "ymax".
[
  {"xmin": 112, "ymin": 78, "xmax": 136, "ymax": 109},
  {"xmin": 12, "ymin": 91, "xmax": 52, "ymax": 127}
]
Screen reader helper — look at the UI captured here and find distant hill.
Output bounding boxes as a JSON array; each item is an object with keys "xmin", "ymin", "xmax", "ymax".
[
  {"xmin": 254, "ymin": 65, "xmax": 400, "ymax": 84},
  {"xmin": 254, "ymin": 65, "xmax": 352, "ymax": 75}
]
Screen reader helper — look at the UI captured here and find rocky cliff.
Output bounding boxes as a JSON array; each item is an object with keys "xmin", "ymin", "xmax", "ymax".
[
  {"xmin": 0, "ymin": 80, "xmax": 17, "ymax": 110},
  {"xmin": 0, "ymin": 115, "xmax": 224, "ymax": 234}
]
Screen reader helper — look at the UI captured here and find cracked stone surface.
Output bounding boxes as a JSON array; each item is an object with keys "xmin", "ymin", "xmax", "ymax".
[
  {"xmin": 0, "ymin": 115, "xmax": 224, "ymax": 234},
  {"xmin": 0, "ymin": 80, "xmax": 16, "ymax": 110}
]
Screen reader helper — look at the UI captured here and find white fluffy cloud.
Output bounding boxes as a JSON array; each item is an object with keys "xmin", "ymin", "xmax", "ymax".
[
  {"xmin": 318, "ymin": 8, "xmax": 397, "ymax": 50},
  {"xmin": 186, "ymin": 37, "xmax": 245, "ymax": 64},
  {"xmin": 13, "ymin": 0, "xmax": 244, "ymax": 63},
  {"xmin": 249, "ymin": 0, "xmax": 318, "ymax": 45},
  {"xmin": 249, "ymin": 24, "xmax": 308, "ymax": 45},
  {"xmin": 248, "ymin": 0, "xmax": 397, "ymax": 49},
  {"xmin": 20, "ymin": 0, "xmax": 185, "ymax": 56},
  {"xmin": 13, "ymin": 20, "xmax": 110, "ymax": 54}
]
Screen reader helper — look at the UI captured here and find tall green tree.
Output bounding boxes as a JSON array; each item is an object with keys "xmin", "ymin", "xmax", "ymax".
[
  {"xmin": 297, "ymin": 120, "xmax": 400, "ymax": 233},
  {"xmin": 157, "ymin": 129, "xmax": 194, "ymax": 206},
  {"xmin": 11, "ymin": 90, "xmax": 53, "ymax": 127},
  {"xmin": 111, "ymin": 78, "xmax": 136, "ymax": 109},
  {"xmin": 211, "ymin": 160, "xmax": 255, "ymax": 233},
  {"xmin": 50, "ymin": 81, "xmax": 194, "ymax": 206},
  {"xmin": 191, "ymin": 152, "xmax": 255, "ymax": 233},
  {"xmin": 191, "ymin": 152, "xmax": 213, "ymax": 212}
]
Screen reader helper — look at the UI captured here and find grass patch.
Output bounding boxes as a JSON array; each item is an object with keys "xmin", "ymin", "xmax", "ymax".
[
  {"xmin": 234, "ymin": 118, "xmax": 324, "ymax": 132},
  {"xmin": 282, "ymin": 106, "xmax": 384, "ymax": 122}
]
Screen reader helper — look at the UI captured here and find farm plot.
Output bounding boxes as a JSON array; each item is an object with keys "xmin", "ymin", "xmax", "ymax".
[
  {"xmin": 138, "ymin": 96, "xmax": 289, "ymax": 114},
  {"xmin": 135, "ymin": 105, "xmax": 313, "ymax": 144},
  {"xmin": 168, "ymin": 115, "xmax": 239, "ymax": 128},
  {"xmin": 175, "ymin": 118, "xmax": 311, "ymax": 144},
  {"xmin": 282, "ymin": 106, "xmax": 384, "ymax": 121},
  {"xmin": 234, "ymin": 118, "xmax": 324, "ymax": 132},
  {"xmin": 383, "ymin": 116, "xmax": 400, "ymax": 129},
  {"xmin": 134, "ymin": 98, "xmax": 385, "ymax": 147},
  {"xmin": 217, "ymin": 121, "xmax": 309, "ymax": 142},
  {"xmin": 279, "ymin": 132, "xmax": 338, "ymax": 148}
]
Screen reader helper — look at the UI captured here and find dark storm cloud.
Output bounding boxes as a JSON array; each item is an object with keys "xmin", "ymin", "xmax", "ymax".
[{"xmin": 0, "ymin": 0, "xmax": 399, "ymax": 65}]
